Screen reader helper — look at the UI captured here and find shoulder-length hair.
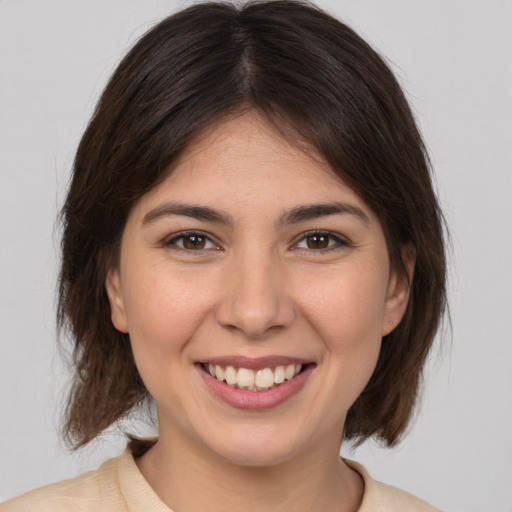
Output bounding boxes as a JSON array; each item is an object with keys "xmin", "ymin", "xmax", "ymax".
[{"xmin": 59, "ymin": 0, "xmax": 447, "ymax": 448}]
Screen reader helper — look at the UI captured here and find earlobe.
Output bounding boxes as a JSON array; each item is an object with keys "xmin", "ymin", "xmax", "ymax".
[
  {"xmin": 382, "ymin": 246, "xmax": 415, "ymax": 336},
  {"xmin": 105, "ymin": 269, "xmax": 129, "ymax": 333}
]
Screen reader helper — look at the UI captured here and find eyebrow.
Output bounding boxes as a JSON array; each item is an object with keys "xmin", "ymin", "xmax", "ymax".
[
  {"xmin": 142, "ymin": 202, "xmax": 233, "ymax": 226},
  {"xmin": 278, "ymin": 202, "xmax": 370, "ymax": 227},
  {"xmin": 142, "ymin": 200, "xmax": 370, "ymax": 227}
]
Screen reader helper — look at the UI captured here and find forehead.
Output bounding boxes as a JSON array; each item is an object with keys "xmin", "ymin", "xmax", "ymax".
[
  {"xmin": 125, "ymin": 111, "xmax": 381, "ymax": 236},
  {"xmin": 150, "ymin": 112, "xmax": 363, "ymax": 206}
]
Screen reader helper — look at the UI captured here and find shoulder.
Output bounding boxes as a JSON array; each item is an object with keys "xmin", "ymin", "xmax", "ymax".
[
  {"xmin": 345, "ymin": 460, "xmax": 442, "ymax": 512},
  {"xmin": 0, "ymin": 452, "xmax": 125, "ymax": 512}
]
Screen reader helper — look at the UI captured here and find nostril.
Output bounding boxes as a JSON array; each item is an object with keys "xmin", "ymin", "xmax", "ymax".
[{"xmin": 215, "ymin": 295, "xmax": 296, "ymax": 340}]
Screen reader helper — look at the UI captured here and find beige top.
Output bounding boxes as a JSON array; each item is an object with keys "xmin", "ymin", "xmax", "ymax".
[{"xmin": 1, "ymin": 447, "xmax": 441, "ymax": 511}]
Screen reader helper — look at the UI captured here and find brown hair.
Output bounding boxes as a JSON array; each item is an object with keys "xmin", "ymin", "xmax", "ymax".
[{"xmin": 59, "ymin": 0, "xmax": 447, "ymax": 448}]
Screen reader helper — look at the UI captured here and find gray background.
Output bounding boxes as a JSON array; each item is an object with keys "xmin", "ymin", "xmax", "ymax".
[{"xmin": 1, "ymin": 1, "xmax": 511, "ymax": 510}]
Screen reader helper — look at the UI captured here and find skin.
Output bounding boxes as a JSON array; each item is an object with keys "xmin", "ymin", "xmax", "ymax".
[{"xmin": 106, "ymin": 112, "xmax": 412, "ymax": 512}]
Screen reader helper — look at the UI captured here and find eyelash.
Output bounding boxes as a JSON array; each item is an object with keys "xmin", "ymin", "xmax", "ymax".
[
  {"xmin": 164, "ymin": 231, "xmax": 220, "ymax": 251},
  {"xmin": 164, "ymin": 230, "xmax": 350, "ymax": 253},
  {"xmin": 293, "ymin": 230, "xmax": 350, "ymax": 252}
]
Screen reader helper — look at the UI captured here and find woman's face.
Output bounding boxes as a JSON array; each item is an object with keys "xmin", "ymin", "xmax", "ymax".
[{"xmin": 106, "ymin": 112, "xmax": 411, "ymax": 466}]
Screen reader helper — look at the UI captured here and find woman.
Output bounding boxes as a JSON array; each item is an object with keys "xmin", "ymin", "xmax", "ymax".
[{"xmin": 2, "ymin": 1, "xmax": 446, "ymax": 511}]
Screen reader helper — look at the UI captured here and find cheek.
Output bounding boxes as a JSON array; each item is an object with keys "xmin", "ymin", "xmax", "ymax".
[
  {"xmin": 301, "ymin": 264, "xmax": 388, "ymax": 341},
  {"xmin": 121, "ymin": 266, "xmax": 220, "ymax": 410},
  {"xmin": 298, "ymin": 265, "xmax": 387, "ymax": 393},
  {"xmin": 121, "ymin": 265, "xmax": 217, "ymax": 362}
]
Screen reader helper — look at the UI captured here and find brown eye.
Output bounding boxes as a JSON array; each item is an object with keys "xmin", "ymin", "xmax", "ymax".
[
  {"xmin": 294, "ymin": 231, "xmax": 348, "ymax": 251},
  {"xmin": 166, "ymin": 231, "xmax": 218, "ymax": 251},
  {"xmin": 183, "ymin": 235, "xmax": 206, "ymax": 250},
  {"xmin": 305, "ymin": 234, "xmax": 330, "ymax": 249}
]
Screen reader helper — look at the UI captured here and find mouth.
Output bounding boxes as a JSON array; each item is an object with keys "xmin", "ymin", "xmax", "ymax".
[
  {"xmin": 196, "ymin": 357, "xmax": 315, "ymax": 409},
  {"xmin": 201, "ymin": 362, "xmax": 307, "ymax": 391}
]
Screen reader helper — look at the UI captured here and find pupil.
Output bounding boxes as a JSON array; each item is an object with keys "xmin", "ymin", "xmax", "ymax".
[
  {"xmin": 185, "ymin": 235, "xmax": 205, "ymax": 250},
  {"xmin": 308, "ymin": 235, "xmax": 329, "ymax": 249}
]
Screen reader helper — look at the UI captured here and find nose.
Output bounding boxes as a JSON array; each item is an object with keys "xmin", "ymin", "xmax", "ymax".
[{"xmin": 215, "ymin": 249, "xmax": 296, "ymax": 339}]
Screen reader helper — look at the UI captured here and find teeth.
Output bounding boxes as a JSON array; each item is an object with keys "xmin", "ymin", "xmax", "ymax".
[
  {"xmin": 215, "ymin": 365, "xmax": 226, "ymax": 381},
  {"xmin": 237, "ymin": 368, "xmax": 255, "ymax": 388},
  {"xmin": 284, "ymin": 364, "xmax": 296, "ymax": 380},
  {"xmin": 255, "ymin": 368, "xmax": 274, "ymax": 389},
  {"xmin": 274, "ymin": 365, "xmax": 285, "ymax": 384},
  {"xmin": 206, "ymin": 363, "xmax": 303, "ymax": 391},
  {"xmin": 225, "ymin": 365, "xmax": 237, "ymax": 385}
]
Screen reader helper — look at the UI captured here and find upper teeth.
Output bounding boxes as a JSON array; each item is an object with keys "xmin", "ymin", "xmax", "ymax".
[{"xmin": 207, "ymin": 363, "xmax": 302, "ymax": 391}]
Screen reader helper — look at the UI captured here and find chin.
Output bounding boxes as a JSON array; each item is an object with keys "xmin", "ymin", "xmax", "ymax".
[
  {"xmin": 199, "ymin": 424, "xmax": 310, "ymax": 468},
  {"xmin": 215, "ymin": 443, "xmax": 297, "ymax": 468}
]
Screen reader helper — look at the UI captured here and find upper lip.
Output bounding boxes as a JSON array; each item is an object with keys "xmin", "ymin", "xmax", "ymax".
[{"xmin": 198, "ymin": 355, "xmax": 313, "ymax": 370}]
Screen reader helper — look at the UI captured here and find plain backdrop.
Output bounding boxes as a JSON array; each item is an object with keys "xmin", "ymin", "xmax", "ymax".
[{"xmin": 1, "ymin": 1, "xmax": 511, "ymax": 510}]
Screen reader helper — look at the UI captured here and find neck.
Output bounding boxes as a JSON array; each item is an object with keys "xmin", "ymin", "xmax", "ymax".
[{"xmin": 136, "ymin": 429, "xmax": 363, "ymax": 512}]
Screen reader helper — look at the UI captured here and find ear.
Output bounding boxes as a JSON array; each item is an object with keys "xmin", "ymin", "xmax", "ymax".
[
  {"xmin": 105, "ymin": 268, "xmax": 129, "ymax": 333},
  {"xmin": 382, "ymin": 245, "xmax": 415, "ymax": 336}
]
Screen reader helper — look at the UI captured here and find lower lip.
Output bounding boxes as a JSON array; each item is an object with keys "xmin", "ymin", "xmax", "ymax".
[{"xmin": 197, "ymin": 365, "xmax": 314, "ymax": 410}]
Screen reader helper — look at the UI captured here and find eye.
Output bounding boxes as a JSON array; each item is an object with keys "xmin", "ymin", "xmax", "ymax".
[
  {"xmin": 294, "ymin": 231, "xmax": 348, "ymax": 251},
  {"xmin": 165, "ymin": 231, "xmax": 219, "ymax": 251}
]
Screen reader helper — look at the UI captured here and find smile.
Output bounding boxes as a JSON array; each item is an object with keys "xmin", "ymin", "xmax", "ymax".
[
  {"xmin": 197, "ymin": 358, "xmax": 314, "ymax": 410},
  {"xmin": 203, "ymin": 363, "xmax": 303, "ymax": 391}
]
